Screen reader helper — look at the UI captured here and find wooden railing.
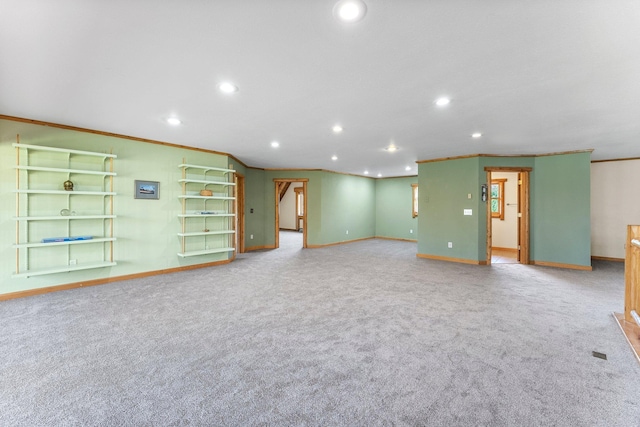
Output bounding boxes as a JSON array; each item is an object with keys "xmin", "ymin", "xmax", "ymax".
[{"xmin": 625, "ymin": 225, "xmax": 640, "ymax": 326}]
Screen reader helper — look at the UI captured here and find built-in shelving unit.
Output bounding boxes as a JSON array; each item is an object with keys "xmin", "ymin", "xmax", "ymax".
[
  {"xmin": 178, "ymin": 162, "xmax": 236, "ymax": 257},
  {"xmin": 12, "ymin": 141, "xmax": 117, "ymax": 278}
]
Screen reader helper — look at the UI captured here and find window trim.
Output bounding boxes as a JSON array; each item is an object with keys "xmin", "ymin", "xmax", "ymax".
[
  {"xmin": 411, "ymin": 184, "xmax": 418, "ymax": 218},
  {"xmin": 294, "ymin": 187, "xmax": 304, "ymax": 217},
  {"xmin": 490, "ymin": 179, "xmax": 506, "ymax": 220}
]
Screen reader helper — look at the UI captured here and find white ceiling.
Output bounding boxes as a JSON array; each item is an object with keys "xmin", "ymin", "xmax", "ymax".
[{"xmin": 2, "ymin": 0, "xmax": 640, "ymax": 177}]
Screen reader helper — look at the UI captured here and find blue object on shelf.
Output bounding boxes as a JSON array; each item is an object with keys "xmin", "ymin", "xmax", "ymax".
[{"xmin": 41, "ymin": 236, "xmax": 93, "ymax": 243}]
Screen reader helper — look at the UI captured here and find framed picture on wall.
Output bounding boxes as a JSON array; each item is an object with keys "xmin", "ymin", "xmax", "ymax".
[{"xmin": 134, "ymin": 180, "xmax": 160, "ymax": 200}]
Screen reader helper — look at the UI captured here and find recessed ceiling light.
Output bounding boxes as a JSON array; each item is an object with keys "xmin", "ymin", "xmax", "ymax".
[
  {"xmin": 377, "ymin": 173, "xmax": 382, "ymax": 177},
  {"xmin": 166, "ymin": 117, "xmax": 181, "ymax": 126},
  {"xmin": 386, "ymin": 144, "xmax": 398, "ymax": 152},
  {"xmin": 271, "ymin": 141, "xmax": 280, "ymax": 148},
  {"xmin": 332, "ymin": 125, "xmax": 343, "ymax": 133},
  {"xmin": 435, "ymin": 97, "xmax": 451, "ymax": 106},
  {"xmin": 364, "ymin": 170, "xmax": 369, "ymax": 175},
  {"xmin": 331, "ymin": 155, "xmax": 338, "ymax": 161},
  {"xmin": 471, "ymin": 132, "xmax": 482, "ymax": 138},
  {"xmin": 218, "ymin": 81, "xmax": 238, "ymax": 94},
  {"xmin": 333, "ymin": 0, "xmax": 367, "ymax": 23},
  {"xmin": 405, "ymin": 166, "xmax": 411, "ymax": 171}
]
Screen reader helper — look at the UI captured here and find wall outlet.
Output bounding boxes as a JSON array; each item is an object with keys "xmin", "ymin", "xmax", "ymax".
[
  {"xmin": 468, "ymin": 193, "xmax": 472, "ymax": 199},
  {"xmin": 410, "ymin": 229, "xmax": 413, "ymax": 234},
  {"xmin": 69, "ymin": 259, "xmax": 77, "ymax": 265},
  {"xmin": 346, "ymin": 230, "xmax": 349, "ymax": 235},
  {"xmin": 448, "ymin": 242, "xmax": 453, "ymax": 248},
  {"xmin": 250, "ymin": 234, "xmax": 254, "ymax": 239}
]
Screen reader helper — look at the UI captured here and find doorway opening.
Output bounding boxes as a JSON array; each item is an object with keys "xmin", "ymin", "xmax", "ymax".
[
  {"xmin": 485, "ymin": 167, "xmax": 531, "ymax": 265},
  {"xmin": 274, "ymin": 178, "xmax": 308, "ymax": 249}
]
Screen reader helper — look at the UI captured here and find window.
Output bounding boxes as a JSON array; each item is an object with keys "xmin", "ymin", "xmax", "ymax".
[
  {"xmin": 295, "ymin": 187, "xmax": 304, "ymax": 217},
  {"xmin": 411, "ymin": 184, "xmax": 418, "ymax": 218},
  {"xmin": 491, "ymin": 179, "xmax": 506, "ymax": 220}
]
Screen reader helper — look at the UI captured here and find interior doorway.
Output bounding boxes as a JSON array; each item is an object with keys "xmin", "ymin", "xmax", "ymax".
[
  {"xmin": 485, "ymin": 167, "xmax": 531, "ymax": 265},
  {"xmin": 274, "ymin": 178, "xmax": 308, "ymax": 249},
  {"xmin": 489, "ymin": 172, "xmax": 519, "ymax": 264}
]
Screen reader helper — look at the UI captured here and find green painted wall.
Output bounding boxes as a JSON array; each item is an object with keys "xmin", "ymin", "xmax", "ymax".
[
  {"xmin": 418, "ymin": 153, "xmax": 591, "ymax": 267},
  {"xmin": 1, "ymin": 119, "xmax": 235, "ymax": 295},
  {"xmin": 531, "ymin": 153, "xmax": 591, "ymax": 266},
  {"xmin": 375, "ymin": 176, "xmax": 418, "ymax": 240},
  {"xmin": 244, "ymin": 168, "xmax": 267, "ymax": 248},
  {"xmin": 243, "ymin": 170, "xmax": 376, "ymax": 248},
  {"xmin": 319, "ymin": 172, "xmax": 376, "ymax": 244},
  {"xmin": 418, "ymin": 157, "xmax": 480, "ymax": 260}
]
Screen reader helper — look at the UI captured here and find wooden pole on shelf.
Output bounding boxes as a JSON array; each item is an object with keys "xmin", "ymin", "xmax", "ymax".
[
  {"xmin": 109, "ymin": 152, "xmax": 114, "ymax": 263},
  {"xmin": 65, "ymin": 150, "xmax": 71, "ymax": 264},
  {"xmin": 181, "ymin": 158, "xmax": 186, "ymax": 255},
  {"xmin": 15, "ymin": 135, "xmax": 20, "ymax": 275},
  {"xmin": 229, "ymin": 164, "xmax": 236, "ymax": 254}
]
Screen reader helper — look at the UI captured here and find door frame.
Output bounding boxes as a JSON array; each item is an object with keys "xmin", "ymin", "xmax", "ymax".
[
  {"xmin": 294, "ymin": 187, "xmax": 304, "ymax": 231},
  {"xmin": 484, "ymin": 167, "xmax": 531, "ymax": 265},
  {"xmin": 273, "ymin": 178, "xmax": 308, "ymax": 249}
]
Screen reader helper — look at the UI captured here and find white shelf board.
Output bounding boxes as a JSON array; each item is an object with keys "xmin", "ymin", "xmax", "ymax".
[
  {"xmin": 14, "ymin": 189, "xmax": 116, "ymax": 196},
  {"xmin": 12, "ymin": 261, "xmax": 117, "ymax": 278},
  {"xmin": 15, "ymin": 165, "xmax": 116, "ymax": 176},
  {"xmin": 178, "ymin": 163, "xmax": 235, "ymax": 173},
  {"xmin": 178, "ymin": 179, "xmax": 235, "ymax": 186},
  {"xmin": 13, "ymin": 143, "xmax": 117, "ymax": 158},
  {"xmin": 177, "ymin": 247, "xmax": 235, "ymax": 257},
  {"xmin": 178, "ymin": 195, "xmax": 234, "ymax": 200},
  {"xmin": 14, "ymin": 215, "xmax": 116, "ymax": 221},
  {"xmin": 14, "ymin": 237, "xmax": 116, "ymax": 249},
  {"xmin": 178, "ymin": 213, "xmax": 235, "ymax": 218},
  {"xmin": 177, "ymin": 231, "xmax": 235, "ymax": 237}
]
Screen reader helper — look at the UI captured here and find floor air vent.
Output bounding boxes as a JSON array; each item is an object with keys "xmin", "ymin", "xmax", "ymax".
[{"xmin": 592, "ymin": 351, "xmax": 607, "ymax": 360}]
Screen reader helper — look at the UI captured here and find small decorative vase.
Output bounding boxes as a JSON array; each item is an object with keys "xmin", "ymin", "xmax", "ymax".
[{"xmin": 63, "ymin": 180, "xmax": 74, "ymax": 191}]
